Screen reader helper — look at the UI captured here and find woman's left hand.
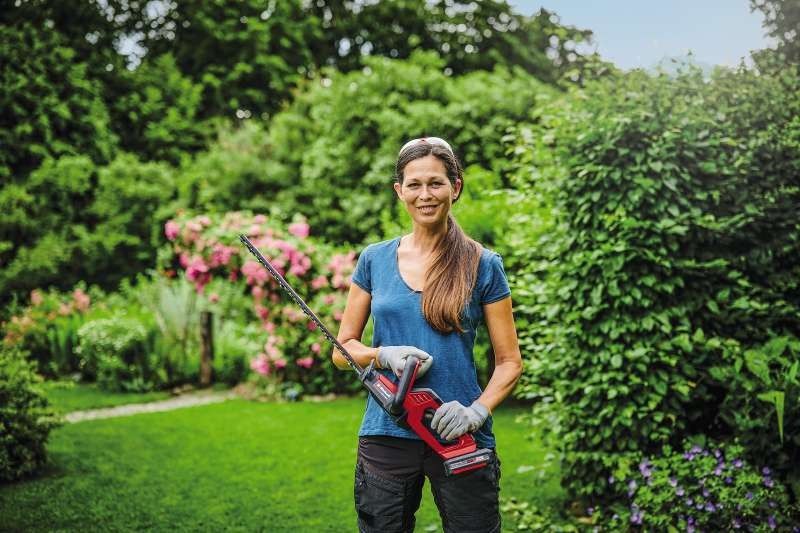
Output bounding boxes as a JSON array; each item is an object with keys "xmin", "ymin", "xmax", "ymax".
[{"xmin": 431, "ymin": 400, "xmax": 490, "ymax": 441}]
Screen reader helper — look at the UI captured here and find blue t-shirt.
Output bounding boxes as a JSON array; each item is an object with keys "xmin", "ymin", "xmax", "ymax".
[{"xmin": 350, "ymin": 236, "xmax": 511, "ymax": 448}]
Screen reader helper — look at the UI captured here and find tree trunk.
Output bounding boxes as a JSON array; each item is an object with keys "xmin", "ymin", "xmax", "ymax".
[{"xmin": 200, "ymin": 311, "xmax": 214, "ymax": 387}]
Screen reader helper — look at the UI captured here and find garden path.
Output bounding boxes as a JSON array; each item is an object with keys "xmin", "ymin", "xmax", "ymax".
[{"xmin": 64, "ymin": 390, "xmax": 238, "ymax": 423}]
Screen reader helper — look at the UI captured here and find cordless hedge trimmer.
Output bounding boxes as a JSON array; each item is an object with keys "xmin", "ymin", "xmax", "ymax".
[{"xmin": 239, "ymin": 234, "xmax": 491, "ymax": 475}]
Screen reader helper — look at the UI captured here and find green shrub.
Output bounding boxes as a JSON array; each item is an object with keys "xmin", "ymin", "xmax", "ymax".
[
  {"xmin": 0, "ymin": 345, "xmax": 60, "ymax": 482},
  {"xmin": 76, "ymin": 317, "xmax": 163, "ymax": 392},
  {"xmin": 508, "ymin": 64, "xmax": 800, "ymax": 501},
  {"xmin": 600, "ymin": 441, "xmax": 799, "ymax": 531},
  {"xmin": 180, "ymin": 51, "xmax": 553, "ymax": 245}
]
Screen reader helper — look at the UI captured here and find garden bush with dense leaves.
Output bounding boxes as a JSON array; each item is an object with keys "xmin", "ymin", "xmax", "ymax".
[
  {"xmin": 0, "ymin": 345, "xmax": 60, "ymax": 482},
  {"xmin": 161, "ymin": 211, "xmax": 360, "ymax": 396},
  {"xmin": 179, "ymin": 51, "xmax": 554, "ymax": 245},
  {"xmin": 508, "ymin": 65, "xmax": 800, "ymax": 502}
]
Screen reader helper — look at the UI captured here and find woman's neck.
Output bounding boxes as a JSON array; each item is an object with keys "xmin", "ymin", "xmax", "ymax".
[{"xmin": 406, "ymin": 220, "xmax": 448, "ymax": 255}]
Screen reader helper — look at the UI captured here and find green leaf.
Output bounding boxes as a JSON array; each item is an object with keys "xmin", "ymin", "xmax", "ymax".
[
  {"xmin": 756, "ymin": 390, "xmax": 785, "ymax": 443},
  {"xmin": 744, "ymin": 350, "xmax": 771, "ymax": 385}
]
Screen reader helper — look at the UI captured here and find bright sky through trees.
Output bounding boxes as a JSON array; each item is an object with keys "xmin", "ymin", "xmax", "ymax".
[{"xmin": 509, "ymin": 0, "xmax": 773, "ymax": 69}]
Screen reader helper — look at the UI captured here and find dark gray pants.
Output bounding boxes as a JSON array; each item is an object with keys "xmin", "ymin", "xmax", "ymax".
[{"xmin": 354, "ymin": 436, "xmax": 501, "ymax": 533}]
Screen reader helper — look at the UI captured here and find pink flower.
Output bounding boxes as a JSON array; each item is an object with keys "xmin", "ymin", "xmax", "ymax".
[
  {"xmin": 58, "ymin": 302, "xmax": 72, "ymax": 316},
  {"xmin": 165, "ymin": 220, "xmax": 180, "ymax": 241},
  {"xmin": 307, "ymin": 321, "xmax": 318, "ymax": 331},
  {"xmin": 263, "ymin": 321, "xmax": 276, "ymax": 333},
  {"xmin": 209, "ymin": 243, "xmax": 235, "ymax": 268},
  {"xmin": 333, "ymin": 310, "xmax": 343, "ymax": 321},
  {"xmin": 197, "ymin": 215, "xmax": 212, "ymax": 227},
  {"xmin": 252, "ymin": 285, "xmax": 264, "ymax": 301},
  {"xmin": 30, "ymin": 290, "xmax": 43, "ymax": 306},
  {"xmin": 311, "ymin": 276, "xmax": 328, "ymax": 289},
  {"xmin": 323, "ymin": 294, "xmax": 337, "ymax": 305},
  {"xmin": 297, "ymin": 357, "xmax": 314, "ymax": 369},
  {"xmin": 179, "ymin": 252, "xmax": 191, "ymax": 268},
  {"xmin": 253, "ymin": 214, "xmax": 267, "ymax": 224},
  {"xmin": 250, "ymin": 355, "xmax": 270, "ymax": 376},
  {"xmin": 209, "ymin": 292, "xmax": 220, "ymax": 303},
  {"xmin": 288, "ymin": 222, "xmax": 310, "ymax": 239},
  {"xmin": 255, "ymin": 305, "xmax": 269, "ymax": 320},
  {"xmin": 274, "ymin": 358, "xmax": 287, "ymax": 370},
  {"xmin": 72, "ymin": 288, "xmax": 90, "ymax": 312},
  {"xmin": 311, "ymin": 343, "xmax": 321, "ymax": 354},
  {"xmin": 241, "ymin": 260, "xmax": 269, "ymax": 285},
  {"xmin": 229, "ymin": 270, "xmax": 239, "ymax": 282}
]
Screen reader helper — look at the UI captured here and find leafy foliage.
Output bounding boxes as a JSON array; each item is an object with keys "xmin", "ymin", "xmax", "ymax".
[
  {"xmin": 509, "ymin": 65, "xmax": 800, "ymax": 501},
  {"xmin": 76, "ymin": 317, "xmax": 161, "ymax": 392},
  {"xmin": 751, "ymin": 0, "xmax": 800, "ymax": 65},
  {"xmin": 260, "ymin": 51, "xmax": 553, "ymax": 244},
  {"xmin": 0, "ymin": 154, "xmax": 177, "ymax": 305},
  {"xmin": 305, "ymin": 1, "xmax": 599, "ymax": 84},
  {"xmin": 0, "ymin": 22, "xmax": 115, "ymax": 181},
  {"xmin": 0, "ymin": 345, "xmax": 60, "ymax": 482}
]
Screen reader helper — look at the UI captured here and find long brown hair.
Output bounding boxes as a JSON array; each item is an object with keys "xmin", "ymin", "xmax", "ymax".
[{"xmin": 395, "ymin": 141, "xmax": 481, "ymax": 334}]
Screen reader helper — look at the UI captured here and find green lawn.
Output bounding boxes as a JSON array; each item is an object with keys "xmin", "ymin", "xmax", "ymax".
[
  {"xmin": 1, "ymin": 396, "xmax": 563, "ymax": 532},
  {"xmin": 41, "ymin": 380, "xmax": 173, "ymax": 413}
]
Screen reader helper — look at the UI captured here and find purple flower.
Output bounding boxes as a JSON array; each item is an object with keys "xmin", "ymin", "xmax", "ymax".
[
  {"xmin": 733, "ymin": 459, "xmax": 743, "ymax": 468},
  {"xmin": 732, "ymin": 518, "xmax": 741, "ymax": 529},
  {"xmin": 714, "ymin": 465, "xmax": 724, "ymax": 476},
  {"xmin": 764, "ymin": 477, "xmax": 775, "ymax": 488},
  {"xmin": 769, "ymin": 500, "xmax": 776, "ymax": 508},
  {"xmin": 714, "ymin": 449, "xmax": 722, "ymax": 458},
  {"xmin": 762, "ymin": 466, "xmax": 771, "ymax": 476},
  {"xmin": 768, "ymin": 515, "xmax": 777, "ymax": 530},
  {"xmin": 705, "ymin": 502, "xmax": 716, "ymax": 513},
  {"xmin": 683, "ymin": 452, "xmax": 695, "ymax": 461},
  {"xmin": 669, "ymin": 476, "xmax": 678, "ymax": 487},
  {"xmin": 628, "ymin": 479, "xmax": 638, "ymax": 497},
  {"xmin": 702, "ymin": 488, "xmax": 710, "ymax": 498},
  {"xmin": 639, "ymin": 460, "xmax": 652, "ymax": 478},
  {"xmin": 676, "ymin": 486, "xmax": 685, "ymax": 496},
  {"xmin": 691, "ymin": 445, "xmax": 703, "ymax": 454},
  {"xmin": 725, "ymin": 477, "xmax": 733, "ymax": 485},
  {"xmin": 745, "ymin": 492, "xmax": 754, "ymax": 500},
  {"xmin": 630, "ymin": 510, "xmax": 644, "ymax": 525},
  {"xmin": 587, "ymin": 507, "xmax": 594, "ymax": 516},
  {"xmin": 687, "ymin": 526, "xmax": 695, "ymax": 533},
  {"xmin": 696, "ymin": 502, "xmax": 704, "ymax": 510},
  {"xmin": 608, "ymin": 475, "xmax": 615, "ymax": 485},
  {"xmin": 686, "ymin": 498, "xmax": 694, "ymax": 507}
]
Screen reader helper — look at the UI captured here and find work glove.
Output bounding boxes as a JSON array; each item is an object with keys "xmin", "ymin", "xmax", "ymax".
[
  {"xmin": 431, "ymin": 400, "xmax": 490, "ymax": 441},
  {"xmin": 376, "ymin": 345, "xmax": 433, "ymax": 378}
]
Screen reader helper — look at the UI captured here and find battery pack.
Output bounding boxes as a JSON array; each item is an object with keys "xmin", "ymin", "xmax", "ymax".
[{"xmin": 443, "ymin": 448, "xmax": 492, "ymax": 476}]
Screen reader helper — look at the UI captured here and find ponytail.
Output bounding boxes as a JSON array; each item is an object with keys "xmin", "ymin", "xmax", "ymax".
[{"xmin": 422, "ymin": 214, "xmax": 481, "ymax": 333}]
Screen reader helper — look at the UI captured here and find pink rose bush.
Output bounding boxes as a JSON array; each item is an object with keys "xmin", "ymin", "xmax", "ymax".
[{"xmin": 163, "ymin": 211, "xmax": 360, "ymax": 395}]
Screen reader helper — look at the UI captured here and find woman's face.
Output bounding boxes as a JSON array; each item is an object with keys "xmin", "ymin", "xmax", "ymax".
[{"xmin": 394, "ymin": 154, "xmax": 462, "ymax": 228}]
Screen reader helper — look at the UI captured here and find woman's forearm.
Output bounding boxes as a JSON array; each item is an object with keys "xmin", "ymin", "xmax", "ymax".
[
  {"xmin": 477, "ymin": 358, "xmax": 523, "ymax": 413},
  {"xmin": 332, "ymin": 339, "xmax": 379, "ymax": 370}
]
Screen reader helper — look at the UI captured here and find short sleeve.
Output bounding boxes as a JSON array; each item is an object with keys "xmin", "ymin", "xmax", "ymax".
[
  {"xmin": 479, "ymin": 251, "xmax": 511, "ymax": 305},
  {"xmin": 351, "ymin": 246, "xmax": 372, "ymax": 293}
]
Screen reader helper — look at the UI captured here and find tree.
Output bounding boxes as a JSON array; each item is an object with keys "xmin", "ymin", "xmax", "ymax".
[
  {"xmin": 140, "ymin": 0, "xmax": 320, "ymax": 120},
  {"xmin": 306, "ymin": 0, "xmax": 600, "ymax": 85},
  {"xmin": 751, "ymin": 0, "xmax": 800, "ymax": 65}
]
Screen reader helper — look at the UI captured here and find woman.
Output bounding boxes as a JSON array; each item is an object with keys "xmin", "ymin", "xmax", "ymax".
[{"xmin": 332, "ymin": 137, "xmax": 522, "ymax": 533}]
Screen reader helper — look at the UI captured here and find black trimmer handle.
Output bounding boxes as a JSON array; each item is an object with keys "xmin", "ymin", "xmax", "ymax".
[{"xmin": 389, "ymin": 356, "xmax": 421, "ymax": 416}]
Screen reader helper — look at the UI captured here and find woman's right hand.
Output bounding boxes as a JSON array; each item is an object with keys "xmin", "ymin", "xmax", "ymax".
[{"xmin": 377, "ymin": 346, "xmax": 433, "ymax": 378}]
